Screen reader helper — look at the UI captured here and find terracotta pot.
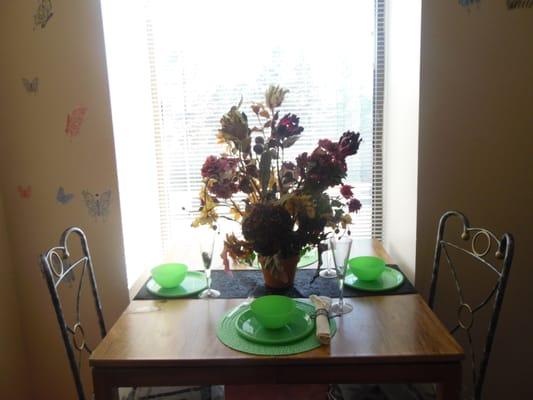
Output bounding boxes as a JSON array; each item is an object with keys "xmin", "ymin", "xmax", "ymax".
[{"xmin": 258, "ymin": 254, "xmax": 300, "ymax": 289}]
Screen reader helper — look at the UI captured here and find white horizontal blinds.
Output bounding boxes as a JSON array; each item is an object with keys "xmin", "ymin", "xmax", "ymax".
[
  {"xmin": 145, "ymin": 0, "xmax": 382, "ymax": 254},
  {"xmin": 373, "ymin": 0, "xmax": 385, "ymax": 240}
]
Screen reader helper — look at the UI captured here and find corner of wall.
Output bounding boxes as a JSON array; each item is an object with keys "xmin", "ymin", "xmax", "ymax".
[{"xmin": 382, "ymin": 0, "xmax": 421, "ymax": 283}]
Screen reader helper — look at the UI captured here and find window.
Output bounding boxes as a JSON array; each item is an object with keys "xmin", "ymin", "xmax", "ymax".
[{"xmin": 101, "ymin": 0, "xmax": 385, "ymax": 286}]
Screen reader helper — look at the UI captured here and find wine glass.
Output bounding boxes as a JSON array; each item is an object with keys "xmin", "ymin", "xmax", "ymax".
[
  {"xmin": 319, "ymin": 240, "xmax": 337, "ymax": 279},
  {"xmin": 198, "ymin": 226, "xmax": 220, "ymax": 299},
  {"xmin": 329, "ymin": 235, "xmax": 353, "ymax": 315}
]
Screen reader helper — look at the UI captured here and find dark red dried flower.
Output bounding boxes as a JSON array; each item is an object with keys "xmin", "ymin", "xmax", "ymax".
[
  {"xmin": 201, "ymin": 156, "xmax": 238, "ymax": 179},
  {"xmin": 296, "ymin": 152, "xmax": 308, "ymax": 175},
  {"xmin": 242, "ymin": 204, "xmax": 293, "ymax": 256},
  {"xmin": 338, "ymin": 131, "xmax": 362, "ymax": 158},
  {"xmin": 318, "ymin": 139, "xmax": 337, "ymax": 154},
  {"xmin": 210, "ymin": 181, "xmax": 238, "ymax": 199},
  {"xmin": 348, "ymin": 198, "xmax": 362, "ymax": 213},
  {"xmin": 340, "ymin": 185, "xmax": 354, "ymax": 199},
  {"xmin": 274, "ymin": 113, "xmax": 304, "ymax": 139}
]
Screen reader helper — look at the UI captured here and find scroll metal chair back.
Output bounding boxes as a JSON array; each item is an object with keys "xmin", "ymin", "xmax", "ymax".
[
  {"xmin": 40, "ymin": 227, "xmax": 106, "ymax": 400},
  {"xmin": 428, "ymin": 211, "xmax": 514, "ymax": 400}
]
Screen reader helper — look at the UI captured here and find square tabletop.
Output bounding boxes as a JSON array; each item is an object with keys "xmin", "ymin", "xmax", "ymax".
[
  {"xmin": 91, "ymin": 239, "xmax": 462, "ymax": 367},
  {"xmin": 90, "ymin": 294, "xmax": 462, "ymax": 368},
  {"xmin": 90, "ymin": 240, "xmax": 463, "ymax": 400}
]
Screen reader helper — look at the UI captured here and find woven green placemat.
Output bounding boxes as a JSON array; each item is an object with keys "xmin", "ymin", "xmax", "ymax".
[{"xmin": 217, "ymin": 301, "xmax": 337, "ymax": 356}]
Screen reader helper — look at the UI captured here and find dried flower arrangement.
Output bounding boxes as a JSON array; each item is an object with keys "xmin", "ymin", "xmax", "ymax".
[{"xmin": 193, "ymin": 85, "xmax": 362, "ymax": 286}]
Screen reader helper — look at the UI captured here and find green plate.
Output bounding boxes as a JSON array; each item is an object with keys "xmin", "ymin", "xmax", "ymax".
[
  {"xmin": 235, "ymin": 305, "xmax": 314, "ymax": 345},
  {"xmin": 146, "ymin": 271, "xmax": 207, "ymax": 298},
  {"xmin": 344, "ymin": 266, "xmax": 404, "ymax": 292},
  {"xmin": 252, "ymin": 248, "xmax": 318, "ymax": 269},
  {"xmin": 217, "ymin": 301, "xmax": 337, "ymax": 356}
]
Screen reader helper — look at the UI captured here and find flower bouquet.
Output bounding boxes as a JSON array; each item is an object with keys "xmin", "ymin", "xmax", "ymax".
[{"xmin": 193, "ymin": 85, "xmax": 362, "ymax": 288}]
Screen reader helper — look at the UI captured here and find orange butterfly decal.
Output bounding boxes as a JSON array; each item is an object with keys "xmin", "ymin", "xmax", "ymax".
[
  {"xmin": 17, "ymin": 185, "xmax": 31, "ymax": 199},
  {"xmin": 65, "ymin": 106, "xmax": 88, "ymax": 138}
]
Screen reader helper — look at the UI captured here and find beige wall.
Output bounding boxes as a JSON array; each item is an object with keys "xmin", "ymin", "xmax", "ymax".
[
  {"xmin": 417, "ymin": 1, "xmax": 533, "ymax": 398},
  {"xmin": 383, "ymin": 0, "xmax": 421, "ymax": 282},
  {"xmin": 0, "ymin": 1, "xmax": 129, "ymax": 398},
  {"xmin": 0, "ymin": 195, "xmax": 30, "ymax": 399}
]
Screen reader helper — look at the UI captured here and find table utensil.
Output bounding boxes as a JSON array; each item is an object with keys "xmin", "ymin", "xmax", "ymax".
[
  {"xmin": 330, "ymin": 235, "xmax": 353, "ymax": 315},
  {"xmin": 235, "ymin": 306, "xmax": 314, "ymax": 345},
  {"xmin": 150, "ymin": 263, "xmax": 188, "ymax": 288},
  {"xmin": 197, "ymin": 225, "xmax": 221, "ymax": 298},
  {"xmin": 319, "ymin": 240, "xmax": 337, "ymax": 279},
  {"xmin": 345, "ymin": 267, "xmax": 404, "ymax": 292},
  {"xmin": 309, "ymin": 295, "xmax": 332, "ymax": 344},
  {"xmin": 348, "ymin": 256, "xmax": 385, "ymax": 281},
  {"xmin": 250, "ymin": 295, "xmax": 296, "ymax": 329},
  {"xmin": 146, "ymin": 271, "xmax": 207, "ymax": 298},
  {"xmin": 217, "ymin": 300, "xmax": 337, "ymax": 356}
]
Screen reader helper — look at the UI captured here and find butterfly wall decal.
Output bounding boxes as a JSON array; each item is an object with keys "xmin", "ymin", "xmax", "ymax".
[
  {"xmin": 33, "ymin": 0, "xmax": 53, "ymax": 30},
  {"xmin": 56, "ymin": 186, "xmax": 74, "ymax": 204},
  {"xmin": 22, "ymin": 77, "xmax": 39, "ymax": 94},
  {"xmin": 65, "ymin": 106, "xmax": 88, "ymax": 138},
  {"xmin": 82, "ymin": 190, "xmax": 111, "ymax": 220},
  {"xmin": 18, "ymin": 185, "xmax": 32, "ymax": 199}
]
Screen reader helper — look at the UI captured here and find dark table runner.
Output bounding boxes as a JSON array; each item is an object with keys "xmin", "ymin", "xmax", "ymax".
[{"xmin": 134, "ymin": 264, "xmax": 416, "ymax": 300}]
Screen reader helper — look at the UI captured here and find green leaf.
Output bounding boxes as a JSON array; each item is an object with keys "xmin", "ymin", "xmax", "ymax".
[
  {"xmin": 331, "ymin": 199, "xmax": 343, "ymax": 208},
  {"xmin": 281, "ymin": 134, "xmax": 301, "ymax": 148},
  {"xmin": 259, "ymin": 150, "xmax": 272, "ymax": 193}
]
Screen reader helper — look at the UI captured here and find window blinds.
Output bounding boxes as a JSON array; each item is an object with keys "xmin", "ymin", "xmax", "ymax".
[{"xmin": 145, "ymin": 0, "xmax": 385, "ymax": 255}]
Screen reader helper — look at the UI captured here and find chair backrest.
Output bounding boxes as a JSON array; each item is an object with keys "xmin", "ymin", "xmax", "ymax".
[
  {"xmin": 40, "ymin": 227, "xmax": 106, "ymax": 400},
  {"xmin": 428, "ymin": 211, "xmax": 514, "ymax": 400}
]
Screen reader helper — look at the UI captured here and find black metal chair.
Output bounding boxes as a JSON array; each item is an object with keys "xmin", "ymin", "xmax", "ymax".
[
  {"xmin": 40, "ymin": 227, "xmax": 216, "ymax": 400},
  {"xmin": 336, "ymin": 211, "xmax": 514, "ymax": 400},
  {"xmin": 40, "ymin": 227, "xmax": 106, "ymax": 400},
  {"xmin": 426, "ymin": 210, "xmax": 514, "ymax": 400}
]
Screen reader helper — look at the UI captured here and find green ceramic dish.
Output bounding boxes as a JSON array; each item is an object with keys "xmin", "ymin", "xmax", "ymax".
[
  {"xmin": 146, "ymin": 271, "xmax": 207, "ymax": 298},
  {"xmin": 250, "ymin": 295, "xmax": 296, "ymax": 329},
  {"xmin": 235, "ymin": 306, "xmax": 314, "ymax": 345},
  {"xmin": 216, "ymin": 301, "xmax": 337, "ymax": 356},
  {"xmin": 151, "ymin": 263, "xmax": 188, "ymax": 288},
  {"xmin": 348, "ymin": 256, "xmax": 386, "ymax": 281},
  {"xmin": 344, "ymin": 266, "xmax": 404, "ymax": 292}
]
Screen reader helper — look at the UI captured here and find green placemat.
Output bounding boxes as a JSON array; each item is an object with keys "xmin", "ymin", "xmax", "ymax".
[{"xmin": 217, "ymin": 301, "xmax": 337, "ymax": 356}]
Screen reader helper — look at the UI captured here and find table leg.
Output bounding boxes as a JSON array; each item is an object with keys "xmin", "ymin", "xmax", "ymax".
[
  {"xmin": 436, "ymin": 362, "xmax": 462, "ymax": 400},
  {"xmin": 92, "ymin": 368, "xmax": 119, "ymax": 400}
]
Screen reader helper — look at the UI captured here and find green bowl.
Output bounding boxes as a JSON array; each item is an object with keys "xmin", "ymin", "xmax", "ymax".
[
  {"xmin": 348, "ymin": 256, "xmax": 386, "ymax": 281},
  {"xmin": 151, "ymin": 263, "xmax": 188, "ymax": 288},
  {"xmin": 250, "ymin": 295, "xmax": 296, "ymax": 329}
]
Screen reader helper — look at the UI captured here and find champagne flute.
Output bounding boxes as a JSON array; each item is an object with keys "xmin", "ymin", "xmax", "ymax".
[
  {"xmin": 330, "ymin": 235, "xmax": 353, "ymax": 315},
  {"xmin": 198, "ymin": 226, "xmax": 220, "ymax": 299},
  {"xmin": 319, "ymin": 240, "xmax": 337, "ymax": 279}
]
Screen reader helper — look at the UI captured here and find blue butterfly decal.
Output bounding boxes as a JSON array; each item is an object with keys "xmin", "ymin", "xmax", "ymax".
[
  {"xmin": 82, "ymin": 190, "xmax": 111, "ymax": 220},
  {"xmin": 56, "ymin": 186, "xmax": 74, "ymax": 205},
  {"xmin": 22, "ymin": 77, "xmax": 39, "ymax": 94}
]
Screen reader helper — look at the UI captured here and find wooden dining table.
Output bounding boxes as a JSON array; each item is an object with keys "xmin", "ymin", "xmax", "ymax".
[{"xmin": 90, "ymin": 240, "xmax": 464, "ymax": 399}]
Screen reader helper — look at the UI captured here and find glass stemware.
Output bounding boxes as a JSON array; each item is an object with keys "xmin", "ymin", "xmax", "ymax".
[
  {"xmin": 319, "ymin": 240, "xmax": 337, "ymax": 279},
  {"xmin": 329, "ymin": 235, "xmax": 353, "ymax": 315},
  {"xmin": 198, "ymin": 226, "xmax": 221, "ymax": 299}
]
